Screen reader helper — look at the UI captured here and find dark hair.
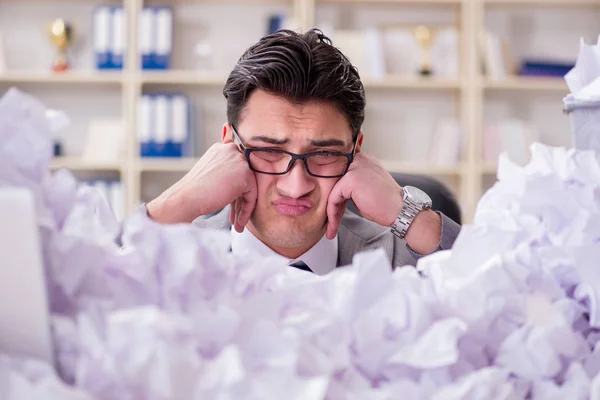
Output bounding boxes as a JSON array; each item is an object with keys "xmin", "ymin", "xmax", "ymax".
[{"xmin": 223, "ymin": 28, "xmax": 365, "ymax": 139}]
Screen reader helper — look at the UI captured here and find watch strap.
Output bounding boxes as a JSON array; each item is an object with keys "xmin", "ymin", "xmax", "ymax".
[{"xmin": 391, "ymin": 200, "xmax": 423, "ymax": 239}]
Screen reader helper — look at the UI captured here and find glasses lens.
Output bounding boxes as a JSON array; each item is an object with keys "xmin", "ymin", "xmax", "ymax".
[
  {"xmin": 248, "ymin": 150, "xmax": 350, "ymax": 177},
  {"xmin": 248, "ymin": 150, "xmax": 293, "ymax": 173},
  {"xmin": 306, "ymin": 153, "xmax": 349, "ymax": 177}
]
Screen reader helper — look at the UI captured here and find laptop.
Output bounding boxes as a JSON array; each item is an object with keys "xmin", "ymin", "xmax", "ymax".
[{"xmin": 0, "ymin": 187, "xmax": 54, "ymax": 365}]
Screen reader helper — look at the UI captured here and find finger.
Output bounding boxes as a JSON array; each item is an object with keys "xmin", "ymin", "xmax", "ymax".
[
  {"xmin": 326, "ymin": 204, "xmax": 345, "ymax": 239},
  {"xmin": 233, "ymin": 198, "xmax": 243, "ymax": 232},
  {"xmin": 237, "ymin": 182, "xmax": 258, "ymax": 231},
  {"xmin": 229, "ymin": 201, "xmax": 236, "ymax": 226},
  {"xmin": 326, "ymin": 185, "xmax": 349, "ymax": 240}
]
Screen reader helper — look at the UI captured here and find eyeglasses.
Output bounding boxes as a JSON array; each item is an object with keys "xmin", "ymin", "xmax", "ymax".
[{"xmin": 231, "ymin": 125, "xmax": 357, "ymax": 178}]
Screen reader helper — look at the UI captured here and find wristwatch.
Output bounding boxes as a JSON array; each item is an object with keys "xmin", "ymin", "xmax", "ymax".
[{"xmin": 391, "ymin": 186, "xmax": 432, "ymax": 240}]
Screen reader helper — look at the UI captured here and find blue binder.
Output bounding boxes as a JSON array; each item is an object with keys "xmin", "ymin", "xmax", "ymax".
[
  {"xmin": 140, "ymin": 6, "xmax": 173, "ymax": 70},
  {"xmin": 139, "ymin": 93, "xmax": 192, "ymax": 157},
  {"xmin": 109, "ymin": 6, "xmax": 125, "ymax": 70},
  {"xmin": 93, "ymin": 6, "xmax": 112, "ymax": 69},
  {"xmin": 139, "ymin": 7, "xmax": 154, "ymax": 70},
  {"xmin": 152, "ymin": 7, "xmax": 173, "ymax": 70}
]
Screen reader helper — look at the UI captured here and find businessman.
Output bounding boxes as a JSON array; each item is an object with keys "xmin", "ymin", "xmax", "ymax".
[{"xmin": 144, "ymin": 29, "xmax": 461, "ymax": 274}]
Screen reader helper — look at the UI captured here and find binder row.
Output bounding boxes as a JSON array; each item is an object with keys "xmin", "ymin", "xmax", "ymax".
[
  {"xmin": 80, "ymin": 180, "xmax": 124, "ymax": 220},
  {"xmin": 93, "ymin": 6, "xmax": 126, "ymax": 69},
  {"xmin": 138, "ymin": 94, "xmax": 194, "ymax": 158},
  {"xmin": 93, "ymin": 6, "xmax": 173, "ymax": 70},
  {"xmin": 139, "ymin": 6, "xmax": 173, "ymax": 70}
]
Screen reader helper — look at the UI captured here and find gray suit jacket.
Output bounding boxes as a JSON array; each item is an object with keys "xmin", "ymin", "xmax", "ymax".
[{"xmin": 192, "ymin": 207, "xmax": 461, "ymax": 269}]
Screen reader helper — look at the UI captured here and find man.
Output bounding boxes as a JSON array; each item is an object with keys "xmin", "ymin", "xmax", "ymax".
[{"xmin": 145, "ymin": 29, "xmax": 461, "ymax": 275}]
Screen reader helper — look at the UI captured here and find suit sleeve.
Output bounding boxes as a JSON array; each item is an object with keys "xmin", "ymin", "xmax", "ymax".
[
  {"xmin": 405, "ymin": 211, "xmax": 461, "ymax": 259},
  {"xmin": 135, "ymin": 203, "xmax": 212, "ymax": 228}
]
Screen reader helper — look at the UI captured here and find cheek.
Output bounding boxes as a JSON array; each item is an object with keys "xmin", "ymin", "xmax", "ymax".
[
  {"xmin": 316, "ymin": 179, "xmax": 338, "ymax": 209},
  {"xmin": 255, "ymin": 174, "xmax": 277, "ymax": 205}
]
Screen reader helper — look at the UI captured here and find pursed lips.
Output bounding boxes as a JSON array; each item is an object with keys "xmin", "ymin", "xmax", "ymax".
[{"xmin": 272, "ymin": 198, "xmax": 313, "ymax": 216}]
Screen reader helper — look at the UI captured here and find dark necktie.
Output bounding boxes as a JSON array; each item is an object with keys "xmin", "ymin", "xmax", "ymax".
[{"xmin": 290, "ymin": 260, "xmax": 312, "ymax": 272}]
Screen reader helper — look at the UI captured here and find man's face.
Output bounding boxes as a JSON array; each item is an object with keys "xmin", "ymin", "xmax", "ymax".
[{"xmin": 222, "ymin": 90, "xmax": 362, "ymax": 257}]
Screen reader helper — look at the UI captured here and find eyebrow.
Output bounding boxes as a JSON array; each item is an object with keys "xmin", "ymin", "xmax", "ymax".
[
  {"xmin": 310, "ymin": 139, "xmax": 346, "ymax": 147},
  {"xmin": 250, "ymin": 136, "xmax": 289, "ymax": 145},
  {"xmin": 250, "ymin": 136, "xmax": 346, "ymax": 147}
]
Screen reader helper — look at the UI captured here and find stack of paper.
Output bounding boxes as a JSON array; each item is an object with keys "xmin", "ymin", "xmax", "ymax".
[{"xmin": 563, "ymin": 36, "xmax": 600, "ymax": 153}]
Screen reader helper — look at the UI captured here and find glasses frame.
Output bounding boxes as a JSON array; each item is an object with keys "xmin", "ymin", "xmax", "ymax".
[{"xmin": 230, "ymin": 125, "xmax": 358, "ymax": 178}]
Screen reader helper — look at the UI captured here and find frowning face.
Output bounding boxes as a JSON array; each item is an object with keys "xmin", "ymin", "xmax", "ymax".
[{"xmin": 222, "ymin": 90, "xmax": 362, "ymax": 258}]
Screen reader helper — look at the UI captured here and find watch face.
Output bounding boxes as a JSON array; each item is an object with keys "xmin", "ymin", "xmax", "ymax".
[{"xmin": 404, "ymin": 186, "xmax": 432, "ymax": 207}]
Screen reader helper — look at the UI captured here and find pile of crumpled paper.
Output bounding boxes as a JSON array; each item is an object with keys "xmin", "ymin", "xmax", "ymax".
[{"xmin": 1, "ymin": 37, "xmax": 600, "ymax": 399}]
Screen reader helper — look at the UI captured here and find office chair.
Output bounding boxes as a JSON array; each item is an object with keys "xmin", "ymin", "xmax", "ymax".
[{"xmin": 346, "ymin": 173, "xmax": 462, "ymax": 225}]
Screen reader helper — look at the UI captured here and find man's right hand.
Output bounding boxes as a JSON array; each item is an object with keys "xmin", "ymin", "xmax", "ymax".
[{"xmin": 146, "ymin": 142, "xmax": 257, "ymax": 232}]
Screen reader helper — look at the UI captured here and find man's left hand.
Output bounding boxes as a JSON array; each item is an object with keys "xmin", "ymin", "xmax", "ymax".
[{"xmin": 326, "ymin": 153, "xmax": 404, "ymax": 240}]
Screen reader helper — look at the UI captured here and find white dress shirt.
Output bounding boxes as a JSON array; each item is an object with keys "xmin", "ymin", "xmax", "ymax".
[{"xmin": 230, "ymin": 227, "xmax": 338, "ymax": 276}]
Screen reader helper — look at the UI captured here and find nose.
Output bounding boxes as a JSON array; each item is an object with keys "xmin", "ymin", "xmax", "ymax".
[{"xmin": 276, "ymin": 159, "xmax": 315, "ymax": 199}]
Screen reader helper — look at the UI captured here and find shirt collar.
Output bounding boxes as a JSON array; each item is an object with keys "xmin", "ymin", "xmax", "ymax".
[{"xmin": 230, "ymin": 227, "xmax": 338, "ymax": 276}]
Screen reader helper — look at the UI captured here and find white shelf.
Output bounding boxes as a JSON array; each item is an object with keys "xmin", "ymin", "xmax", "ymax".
[
  {"xmin": 50, "ymin": 157, "xmax": 123, "ymax": 172},
  {"xmin": 380, "ymin": 160, "xmax": 464, "ymax": 175},
  {"xmin": 0, "ymin": 71, "xmax": 124, "ymax": 85},
  {"xmin": 319, "ymin": 0, "xmax": 462, "ymax": 4},
  {"xmin": 482, "ymin": 76, "xmax": 568, "ymax": 91},
  {"xmin": 145, "ymin": 0, "xmax": 290, "ymax": 3},
  {"xmin": 364, "ymin": 76, "xmax": 461, "ymax": 90},
  {"xmin": 484, "ymin": 0, "xmax": 599, "ymax": 5},
  {"xmin": 139, "ymin": 71, "xmax": 461, "ymax": 90},
  {"xmin": 2, "ymin": 0, "xmax": 581, "ymax": 222},
  {"xmin": 141, "ymin": 70, "xmax": 229, "ymax": 86},
  {"xmin": 139, "ymin": 158, "xmax": 198, "ymax": 172}
]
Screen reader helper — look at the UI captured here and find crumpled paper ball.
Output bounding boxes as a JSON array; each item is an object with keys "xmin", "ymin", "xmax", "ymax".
[{"xmin": 2, "ymin": 82, "xmax": 600, "ymax": 400}]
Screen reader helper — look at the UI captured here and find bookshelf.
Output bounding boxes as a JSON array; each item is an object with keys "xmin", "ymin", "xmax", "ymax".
[{"xmin": 0, "ymin": 0, "xmax": 595, "ymax": 223}]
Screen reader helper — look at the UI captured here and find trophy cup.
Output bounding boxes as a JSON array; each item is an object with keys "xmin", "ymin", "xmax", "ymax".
[
  {"xmin": 414, "ymin": 25, "xmax": 433, "ymax": 76},
  {"xmin": 48, "ymin": 19, "xmax": 74, "ymax": 72}
]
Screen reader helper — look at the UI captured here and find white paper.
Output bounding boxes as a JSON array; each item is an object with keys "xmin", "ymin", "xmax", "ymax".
[
  {"xmin": 81, "ymin": 119, "xmax": 124, "ymax": 163},
  {"xmin": 108, "ymin": 181, "xmax": 124, "ymax": 221},
  {"xmin": 563, "ymin": 36, "xmax": 600, "ymax": 154},
  {"xmin": 0, "ymin": 189, "xmax": 54, "ymax": 365}
]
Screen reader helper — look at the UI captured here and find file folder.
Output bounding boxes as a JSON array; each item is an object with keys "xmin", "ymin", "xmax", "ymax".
[
  {"xmin": 93, "ymin": 6, "xmax": 111, "ymax": 69},
  {"xmin": 153, "ymin": 7, "xmax": 173, "ymax": 70},
  {"xmin": 169, "ymin": 95, "xmax": 189, "ymax": 157},
  {"xmin": 153, "ymin": 95, "xmax": 170, "ymax": 156},
  {"xmin": 138, "ymin": 95, "xmax": 153, "ymax": 157},
  {"xmin": 110, "ymin": 6, "xmax": 126, "ymax": 69},
  {"xmin": 139, "ymin": 7, "xmax": 154, "ymax": 70}
]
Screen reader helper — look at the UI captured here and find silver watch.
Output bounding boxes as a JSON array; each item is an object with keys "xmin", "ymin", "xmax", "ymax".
[{"xmin": 391, "ymin": 186, "xmax": 432, "ymax": 240}]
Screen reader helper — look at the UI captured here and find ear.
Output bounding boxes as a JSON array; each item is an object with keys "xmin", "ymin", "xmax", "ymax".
[
  {"xmin": 354, "ymin": 131, "xmax": 364, "ymax": 154},
  {"xmin": 222, "ymin": 123, "xmax": 233, "ymax": 144}
]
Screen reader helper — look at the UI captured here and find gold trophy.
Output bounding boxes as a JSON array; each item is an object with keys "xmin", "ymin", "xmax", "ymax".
[
  {"xmin": 48, "ymin": 19, "xmax": 74, "ymax": 72},
  {"xmin": 414, "ymin": 25, "xmax": 433, "ymax": 76}
]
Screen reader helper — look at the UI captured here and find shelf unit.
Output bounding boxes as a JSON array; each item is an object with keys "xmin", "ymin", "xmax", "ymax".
[
  {"xmin": 0, "ymin": 71, "xmax": 124, "ymax": 85},
  {"xmin": 0, "ymin": 0, "xmax": 592, "ymax": 222}
]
